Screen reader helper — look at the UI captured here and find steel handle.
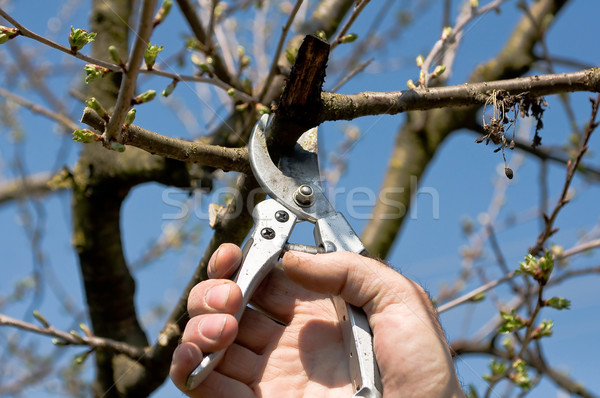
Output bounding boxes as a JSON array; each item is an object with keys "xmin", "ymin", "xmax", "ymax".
[
  {"xmin": 186, "ymin": 199, "xmax": 296, "ymax": 390},
  {"xmin": 314, "ymin": 213, "xmax": 383, "ymax": 398}
]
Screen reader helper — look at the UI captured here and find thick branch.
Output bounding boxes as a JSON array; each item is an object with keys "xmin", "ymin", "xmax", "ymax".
[
  {"xmin": 0, "ymin": 171, "xmax": 69, "ymax": 206},
  {"xmin": 81, "ymin": 108, "xmax": 250, "ymax": 173},
  {"xmin": 320, "ymin": 68, "xmax": 600, "ymax": 122}
]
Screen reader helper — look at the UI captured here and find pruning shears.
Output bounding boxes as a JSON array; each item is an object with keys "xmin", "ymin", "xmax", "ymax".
[{"xmin": 186, "ymin": 115, "xmax": 383, "ymax": 397}]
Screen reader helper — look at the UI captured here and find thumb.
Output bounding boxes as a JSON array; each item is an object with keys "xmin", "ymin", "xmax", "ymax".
[{"xmin": 281, "ymin": 250, "xmax": 431, "ymax": 317}]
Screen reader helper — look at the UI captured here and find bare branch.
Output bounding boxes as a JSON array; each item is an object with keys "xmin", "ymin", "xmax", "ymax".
[
  {"xmin": 330, "ymin": 0, "xmax": 370, "ymax": 50},
  {"xmin": 0, "ymin": 171, "xmax": 69, "ymax": 206},
  {"xmin": 259, "ymin": 0, "xmax": 305, "ymax": 101},
  {"xmin": 0, "ymin": 312, "xmax": 145, "ymax": 360},
  {"xmin": 320, "ymin": 68, "xmax": 600, "ymax": 122},
  {"xmin": 530, "ymin": 94, "xmax": 600, "ymax": 254},
  {"xmin": 0, "ymin": 88, "xmax": 79, "ymax": 131}
]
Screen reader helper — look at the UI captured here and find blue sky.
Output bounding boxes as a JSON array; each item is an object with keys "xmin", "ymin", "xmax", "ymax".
[{"xmin": 1, "ymin": 1, "xmax": 599, "ymax": 396}]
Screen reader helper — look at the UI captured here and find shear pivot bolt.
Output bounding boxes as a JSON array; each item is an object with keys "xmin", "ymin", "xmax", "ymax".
[
  {"xmin": 261, "ymin": 227, "xmax": 275, "ymax": 240},
  {"xmin": 275, "ymin": 210, "xmax": 289, "ymax": 222},
  {"xmin": 294, "ymin": 184, "xmax": 314, "ymax": 207}
]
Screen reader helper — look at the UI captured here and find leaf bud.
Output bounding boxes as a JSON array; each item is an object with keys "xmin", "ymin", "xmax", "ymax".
[
  {"xmin": 85, "ymin": 97, "xmax": 109, "ymax": 121},
  {"xmin": 72, "ymin": 129, "xmax": 98, "ymax": 143},
  {"xmin": 69, "ymin": 26, "xmax": 96, "ymax": 53},
  {"xmin": 132, "ymin": 89, "xmax": 156, "ymax": 105},
  {"xmin": 124, "ymin": 108, "xmax": 136, "ymax": 126},
  {"xmin": 416, "ymin": 55, "xmax": 424, "ymax": 67},
  {"xmin": 341, "ymin": 33, "xmax": 358, "ymax": 43},
  {"xmin": 441, "ymin": 26, "xmax": 452, "ymax": 41},
  {"xmin": 154, "ymin": 0, "xmax": 173, "ymax": 27},
  {"xmin": 162, "ymin": 80, "xmax": 178, "ymax": 97},
  {"xmin": 144, "ymin": 43, "xmax": 164, "ymax": 70}
]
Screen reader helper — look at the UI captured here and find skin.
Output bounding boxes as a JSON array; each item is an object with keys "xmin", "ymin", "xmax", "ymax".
[{"xmin": 170, "ymin": 243, "xmax": 465, "ymax": 397}]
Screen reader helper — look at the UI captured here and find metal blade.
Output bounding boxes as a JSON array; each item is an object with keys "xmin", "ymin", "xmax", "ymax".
[{"xmin": 249, "ymin": 115, "xmax": 334, "ymax": 222}]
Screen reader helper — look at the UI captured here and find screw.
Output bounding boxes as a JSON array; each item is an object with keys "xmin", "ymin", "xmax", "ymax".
[
  {"xmin": 261, "ymin": 227, "xmax": 275, "ymax": 240},
  {"xmin": 294, "ymin": 184, "xmax": 314, "ymax": 207},
  {"xmin": 275, "ymin": 210, "xmax": 289, "ymax": 222}
]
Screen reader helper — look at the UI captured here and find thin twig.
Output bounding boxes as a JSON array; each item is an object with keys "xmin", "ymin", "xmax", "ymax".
[
  {"xmin": 330, "ymin": 58, "xmax": 373, "ymax": 93},
  {"xmin": 0, "ymin": 9, "xmax": 255, "ymax": 103},
  {"xmin": 258, "ymin": 0, "xmax": 304, "ymax": 102},
  {"xmin": 530, "ymin": 94, "xmax": 600, "ymax": 254},
  {"xmin": 437, "ymin": 272, "xmax": 516, "ymax": 313},
  {"xmin": 103, "ymin": 0, "xmax": 158, "ymax": 142},
  {"xmin": 419, "ymin": 0, "xmax": 510, "ymax": 87},
  {"xmin": 0, "ymin": 88, "xmax": 79, "ymax": 131},
  {"xmin": 330, "ymin": 0, "xmax": 370, "ymax": 50},
  {"xmin": 0, "ymin": 312, "xmax": 144, "ymax": 359}
]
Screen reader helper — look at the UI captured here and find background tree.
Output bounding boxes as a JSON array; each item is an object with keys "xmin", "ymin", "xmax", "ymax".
[{"xmin": 0, "ymin": 0, "xmax": 599, "ymax": 397}]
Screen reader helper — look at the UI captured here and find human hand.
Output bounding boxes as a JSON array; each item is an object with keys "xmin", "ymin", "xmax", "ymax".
[{"xmin": 170, "ymin": 243, "xmax": 464, "ymax": 397}]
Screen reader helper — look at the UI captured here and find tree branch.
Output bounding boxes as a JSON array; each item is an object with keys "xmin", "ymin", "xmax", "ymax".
[
  {"xmin": 103, "ymin": 0, "xmax": 158, "ymax": 142},
  {"xmin": 530, "ymin": 94, "xmax": 600, "ymax": 254},
  {"xmin": 0, "ymin": 171, "xmax": 70, "ymax": 206},
  {"xmin": 452, "ymin": 340, "xmax": 598, "ymax": 397},
  {"xmin": 0, "ymin": 313, "xmax": 144, "ymax": 360},
  {"xmin": 175, "ymin": 0, "xmax": 237, "ymax": 89},
  {"xmin": 0, "ymin": 87, "xmax": 79, "ymax": 131},
  {"xmin": 320, "ymin": 68, "xmax": 600, "ymax": 122},
  {"xmin": 81, "ymin": 107, "xmax": 250, "ymax": 173}
]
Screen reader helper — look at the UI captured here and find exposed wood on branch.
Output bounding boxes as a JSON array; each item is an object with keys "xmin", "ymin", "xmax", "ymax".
[{"xmin": 269, "ymin": 34, "xmax": 330, "ymax": 152}]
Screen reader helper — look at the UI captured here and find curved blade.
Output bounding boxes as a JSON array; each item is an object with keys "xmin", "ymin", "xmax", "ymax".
[{"xmin": 249, "ymin": 114, "xmax": 334, "ymax": 222}]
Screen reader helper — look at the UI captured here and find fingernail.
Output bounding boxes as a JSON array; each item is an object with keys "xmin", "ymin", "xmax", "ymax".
[
  {"xmin": 204, "ymin": 283, "xmax": 231, "ymax": 310},
  {"xmin": 207, "ymin": 246, "xmax": 221, "ymax": 277},
  {"xmin": 198, "ymin": 316, "xmax": 226, "ymax": 343},
  {"xmin": 171, "ymin": 342, "xmax": 199, "ymax": 367}
]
